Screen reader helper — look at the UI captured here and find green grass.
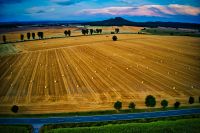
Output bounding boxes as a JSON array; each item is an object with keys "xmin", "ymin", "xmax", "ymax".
[
  {"xmin": 141, "ymin": 28, "xmax": 200, "ymax": 37},
  {"xmin": 44, "ymin": 118, "xmax": 200, "ymax": 133},
  {"xmin": 0, "ymin": 125, "xmax": 32, "ymax": 133},
  {"xmin": 0, "ymin": 105, "xmax": 199, "ymax": 118},
  {"xmin": 41, "ymin": 114, "xmax": 200, "ymax": 133},
  {"xmin": 0, "ymin": 43, "xmax": 20, "ymax": 56}
]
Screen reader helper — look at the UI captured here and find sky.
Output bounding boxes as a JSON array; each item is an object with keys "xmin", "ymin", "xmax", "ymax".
[{"xmin": 0, "ymin": 0, "xmax": 200, "ymax": 23}]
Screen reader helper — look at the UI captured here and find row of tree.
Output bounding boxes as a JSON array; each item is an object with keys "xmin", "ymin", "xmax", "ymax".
[
  {"xmin": 64, "ymin": 30, "xmax": 71, "ymax": 37},
  {"xmin": 2, "ymin": 32, "xmax": 44, "ymax": 43},
  {"xmin": 81, "ymin": 29, "xmax": 103, "ymax": 35},
  {"xmin": 19, "ymin": 32, "xmax": 44, "ymax": 41},
  {"xmin": 10, "ymin": 96, "xmax": 199, "ymax": 113},
  {"xmin": 2, "ymin": 28, "xmax": 120, "ymax": 43},
  {"xmin": 114, "ymin": 95, "xmax": 197, "ymax": 111}
]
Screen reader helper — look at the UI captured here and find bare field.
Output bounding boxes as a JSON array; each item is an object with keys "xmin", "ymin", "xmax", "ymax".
[
  {"xmin": 0, "ymin": 33, "xmax": 200, "ymax": 114},
  {"xmin": 0, "ymin": 27, "xmax": 80, "ymax": 43},
  {"xmin": 0, "ymin": 26, "xmax": 143, "ymax": 43}
]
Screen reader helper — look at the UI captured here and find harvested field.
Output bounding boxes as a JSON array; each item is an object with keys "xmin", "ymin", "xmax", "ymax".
[
  {"xmin": 0, "ymin": 27, "xmax": 80, "ymax": 43},
  {"xmin": 0, "ymin": 26, "xmax": 143, "ymax": 43},
  {"xmin": 0, "ymin": 33, "xmax": 200, "ymax": 114}
]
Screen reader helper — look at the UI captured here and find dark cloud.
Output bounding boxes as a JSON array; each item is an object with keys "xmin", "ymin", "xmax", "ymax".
[
  {"xmin": 51, "ymin": 0, "xmax": 84, "ymax": 6},
  {"xmin": 0, "ymin": 0, "xmax": 26, "ymax": 4}
]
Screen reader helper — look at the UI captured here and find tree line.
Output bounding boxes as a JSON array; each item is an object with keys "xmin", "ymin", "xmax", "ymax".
[
  {"xmin": 81, "ymin": 28, "xmax": 103, "ymax": 35},
  {"xmin": 1, "ymin": 28, "xmax": 121, "ymax": 43},
  {"xmin": 2, "ymin": 32, "xmax": 44, "ymax": 43},
  {"xmin": 114, "ymin": 95, "xmax": 198, "ymax": 111},
  {"xmin": 11, "ymin": 96, "xmax": 199, "ymax": 113}
]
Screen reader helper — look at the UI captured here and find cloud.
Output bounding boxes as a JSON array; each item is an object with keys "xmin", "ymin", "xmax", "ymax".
[
  {"xmin": 0, "ymin": 0, "xmax": 26, "ymax": 4},
  {"xmin": 51, "ymin": 0, "xmax": 84, "ymax": 6},
  {"xmin": 79, "ymin": 4, "xmax": 200, "ymax": 17},
  {"xmin": 118, "ymin": 0, "xmax": 139, "ymax": 4},
  {"xmin": 169, "ymin": 4, "xmax": 200, "ymax": 15},
  {"xmin": 26, "ymin": 6, "xmax": 55, "ymax": 14}
]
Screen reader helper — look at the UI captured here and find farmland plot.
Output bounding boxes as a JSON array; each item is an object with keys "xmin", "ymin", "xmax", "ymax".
[{"xmin": 0, "ymin": 34, "xmax": 200, "ymax": 114}]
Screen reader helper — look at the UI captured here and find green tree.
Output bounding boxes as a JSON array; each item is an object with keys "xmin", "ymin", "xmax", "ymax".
[
  {"xmin": 32, "ymin": 33, "xmax": 35, "ymax": 39},
  {"xmin": 20, "ymin": 34, "xmax": 24, "ymax": 41},
  {"xmin": 64, "ymin": 30, "xmax": 68, "ymax": 37},
  {"xmin": 37, "ymin": 32, "xmax": 44, "ymax": 39},
  {"xmin": 90, "ymin": 29, "xmax": 94, "ymax": 35},
  {"xmin": 11, "ymin": 105, "xmax": 19, "ymax": 113},
  {"xmin": 99, "ymin": 29, "xmax": 102, "ymax": 34},
  {"xmin": 27, "ymin": 32, "xmax": 31, "ymax": 40},
  {"xmin": 96, "ymin": 29, "xmax": 99, "ymax": 33},
  {"xmin": 82, "ymin": 29, "xmax": 86, "ymax": 35},
  {"xmin": 174, "ymin": 101, "xmax": 180, "ymax": 109},
  {"xmin": 37, "ymin": 32, "xmax": 41, "ymax": 39},
  {"xmin": 128, "ymin": 102, "xmax": 136, "ymax": 110},
  {"xmin": 2, "ymin": 35, "xmax": 6, "ymax": 43},
  {"xmin": 145, "ymin": 95, "xmax": 156, "ymax": 107},
  {"xmin": 114, "ymin": 101, "xmax": 122, "ymax": 111},
  {"xmin": 189, "ymin": 96, "xmax": 194, "ymax": 104},
  {"xmin": 112, "ymin": 35, "xmax": 118, "ymax": 41},
  {"xmin": 40, "ymin": 32, "xmax": 44, "ymax": 39},
  {"xmin": 68, "ymin": 30, "xmax": 71, "ymax": 36},
  {"xmin": 161, "ymin": 99, "xmax": 168, "ymax": 109}
]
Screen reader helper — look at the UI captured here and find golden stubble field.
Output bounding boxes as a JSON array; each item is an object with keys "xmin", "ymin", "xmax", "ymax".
[
  {"xmin": 0, "ymin": 29, "xmax": 200, "ymax": 114},
  {"xmin": 0, "ymin": 26, "xmax": 143, "ymax": 43}
]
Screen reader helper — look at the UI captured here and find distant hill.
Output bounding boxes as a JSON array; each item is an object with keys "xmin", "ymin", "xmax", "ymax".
[
  {"xmin": 0, "ymin": 20, "xmax": 85, "ymax": 28},
  {"xmin": 85, "ymin": 17, "xmax": 133, "ymax": 26},
  {"xmin": 83, "ymin": 17, "xmax": 200, "ymax": 29},
  {"xmin": 1, "ymin": 17, "xmax": 200, "ymax": 29}
]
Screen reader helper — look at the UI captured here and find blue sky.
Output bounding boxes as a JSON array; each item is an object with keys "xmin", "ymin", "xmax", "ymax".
[{"xmin": 0, "ymin": 0, "xmax": 200, "ymax": 23}]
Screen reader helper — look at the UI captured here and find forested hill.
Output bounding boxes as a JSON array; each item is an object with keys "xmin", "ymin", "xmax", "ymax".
[{"xmin": 83, "ymin": 17, "xmax": 200, "ymax": 29}]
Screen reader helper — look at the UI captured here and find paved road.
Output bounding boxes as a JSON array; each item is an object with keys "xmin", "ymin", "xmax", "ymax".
[{"xmin": 0, "ymin": 108, "xmax": 200, "ymax": 133}]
